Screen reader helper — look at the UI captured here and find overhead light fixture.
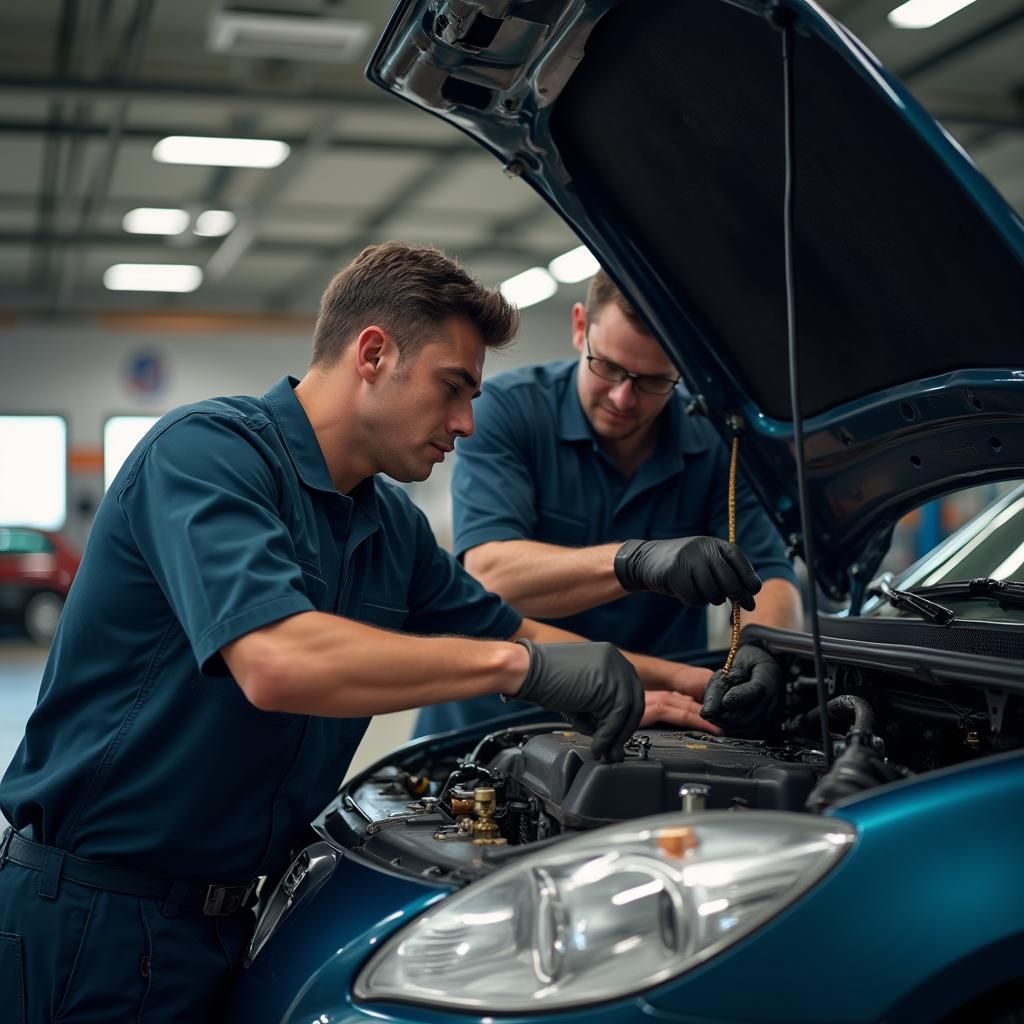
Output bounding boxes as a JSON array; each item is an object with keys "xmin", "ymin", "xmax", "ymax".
[
  {"xmin": 122, "ymin": 207, "xmax": 190, "ymax": 235},
  {"xmin": 548, "ymin": 245, "xmax": 600, "ymax": 284},
  {"xmin": 153, "ymin": 136, "xmax": 290, "ymax": 168},
  {"xmin": 207, "ymin": 9, "xmax": 372, "ymax": 64},
  {"xmin": 499, "ymin": 268, "xmax": 558, "ymax": 309},
  {"xmin": 887, "ymin": 0, "xmax": 976, "ymax": 28},
  {"xmin": 103, "ymin": 264, "xmax": 203, "ymax": 293},
  {"xmin": 194, "ymin": 210, "xmax": 237, "ymax": 237}
]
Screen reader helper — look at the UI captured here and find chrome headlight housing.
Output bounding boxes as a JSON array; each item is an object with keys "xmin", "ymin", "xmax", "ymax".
[{"xmin": 355, "ymin": 811, "xmax": 855, "ymax": 1012}]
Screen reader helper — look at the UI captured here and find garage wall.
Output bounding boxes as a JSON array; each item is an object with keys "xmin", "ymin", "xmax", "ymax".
[{"xmin": 0, "ymin": 296, "xmax": 583, "ymax": 548}]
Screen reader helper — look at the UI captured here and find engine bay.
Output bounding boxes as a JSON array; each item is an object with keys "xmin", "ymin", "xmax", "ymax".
[{"xmin": 324, "ymin": 632, "xmax": 1023, "ymax": 885}]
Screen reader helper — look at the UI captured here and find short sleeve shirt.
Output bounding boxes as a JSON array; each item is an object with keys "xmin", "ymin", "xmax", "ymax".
[
  {"xmin": 0, "ymin": 377, "xmax": 521, "ymax": 880},
  {"xmin": 415, "ymin": 360, "xmax": 796, "ymax": 736}
]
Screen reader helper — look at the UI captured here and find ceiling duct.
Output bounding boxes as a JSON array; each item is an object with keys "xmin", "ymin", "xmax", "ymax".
[{"xmin": 207, "ymin": 4, "xmax": 372, "ymax": 64}]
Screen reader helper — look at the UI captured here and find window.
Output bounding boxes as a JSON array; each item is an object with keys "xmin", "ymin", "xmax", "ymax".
[
  {"xmin": 0, "ymin": 527, "xmax": 53, "ymax": 554},
  {"xmin": 0, "ymin": 416, "xmax": 67, "ymax": 530},
  {"xmin": 104, "ymin": 416, "xmax": 160, "ymax": 491}
]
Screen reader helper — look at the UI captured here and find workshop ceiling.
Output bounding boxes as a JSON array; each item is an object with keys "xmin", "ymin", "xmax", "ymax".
[{"xmin": 1, "ymin": 0, "xmax": 1022, "ymax": 319}]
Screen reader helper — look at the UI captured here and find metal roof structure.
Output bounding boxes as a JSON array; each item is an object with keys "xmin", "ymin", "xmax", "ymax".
[{"xmin": 1, "ymin": 0, "xmax": 1022, "ymax": 319}]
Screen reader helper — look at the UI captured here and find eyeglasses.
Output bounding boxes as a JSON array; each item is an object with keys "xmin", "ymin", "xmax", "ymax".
[{"xmin": 584, "ymin": 334, "xmax": 681, "ymax": 396}]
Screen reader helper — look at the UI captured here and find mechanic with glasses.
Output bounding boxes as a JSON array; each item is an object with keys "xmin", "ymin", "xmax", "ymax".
[{"xmin": 416, "ymin": 269, "xmax": 803, "ymax": 741}]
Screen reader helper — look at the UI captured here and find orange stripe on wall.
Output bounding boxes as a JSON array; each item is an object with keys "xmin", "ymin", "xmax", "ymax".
[{"xmin": 69, "ymin": 447, "xmax": 104, "ymax": 472}]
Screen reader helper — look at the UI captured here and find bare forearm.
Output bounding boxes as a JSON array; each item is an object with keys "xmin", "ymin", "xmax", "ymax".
[
  {"xmin": 466, "ymin": 539, "xmax": 625, "ymax": 617},
  {"xmin": 741, "ymin": 577, "xmax": 803, "ymax": 632},
  {"xmin": 223, "ymin": 611, "xmax": 528, "ymax": 717}
]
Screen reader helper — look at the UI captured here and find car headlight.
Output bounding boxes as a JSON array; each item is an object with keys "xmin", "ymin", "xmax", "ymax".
[{"xmin": 354, "ymin": 811, "xmax": 855, "ymax": 1012}]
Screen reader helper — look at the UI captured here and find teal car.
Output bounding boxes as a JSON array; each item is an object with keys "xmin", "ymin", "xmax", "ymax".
[{"xmin": 226, "ymin": 0, "xmax": 1024, "ymax": 1020}]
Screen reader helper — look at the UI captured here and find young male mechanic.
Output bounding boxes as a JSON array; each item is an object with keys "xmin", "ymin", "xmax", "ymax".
[
  {"xmin": 0, "ymin": 244, "xmax": 763, "ymax": 1023},
  {"xmin": 416, "ymin": 270, "xmax": 803, "ymax": 740}
]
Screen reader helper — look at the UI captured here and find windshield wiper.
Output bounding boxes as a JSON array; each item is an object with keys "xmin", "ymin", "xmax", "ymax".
[
  {"xmin": 869, "ymin": 573, "xmax": 956, "ymax": 626},
  {"xmin": 912, "ymin": 578, "xmax": 1024, "ymax": 607}
]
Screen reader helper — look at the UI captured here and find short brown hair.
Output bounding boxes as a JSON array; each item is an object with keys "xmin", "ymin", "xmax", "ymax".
[
  {"xmin": 312, "ymin": 241, "xmax": 519, "ymax": 366},
  {"xmin": 584, "ymin": 269, "xmax": 650, "ymax": 333}
]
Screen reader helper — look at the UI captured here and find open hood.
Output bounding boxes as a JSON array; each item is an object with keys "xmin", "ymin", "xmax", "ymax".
[{"xmin": 367, "ymin": 0, "xmax": 1024, "ymax": 600}]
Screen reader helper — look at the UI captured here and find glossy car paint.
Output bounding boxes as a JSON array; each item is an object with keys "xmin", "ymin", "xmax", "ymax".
[
  {"xmin": 228, "ymin": 740, "xmax": 1024, "ymax": 1023},
  {"xmin": 226, "ymin": 852, "xmax": 447, "ymax": 1024}
]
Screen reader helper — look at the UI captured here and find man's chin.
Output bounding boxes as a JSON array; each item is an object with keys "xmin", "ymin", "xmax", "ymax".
[
  {"xmin": 597, "ymin": 410, "xmax": 643, "ymax": 437},
  {"xmin": 377, "ymin": 461, "xmax": 433, "ymax": 484}
]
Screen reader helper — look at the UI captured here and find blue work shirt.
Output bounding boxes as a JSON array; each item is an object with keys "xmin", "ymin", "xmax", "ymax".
[
  {"xmin": 415, "ymin": 360, "xmax": 796, "ymax": 737},
  {"xmin": 0, "ymin": 377, "xmax": 520, "ymax": 882}
]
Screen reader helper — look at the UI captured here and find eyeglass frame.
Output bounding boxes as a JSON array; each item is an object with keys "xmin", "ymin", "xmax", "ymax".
[{"xmin": 583, "ymin": 332, "xmax": 681, "ymax": 396}]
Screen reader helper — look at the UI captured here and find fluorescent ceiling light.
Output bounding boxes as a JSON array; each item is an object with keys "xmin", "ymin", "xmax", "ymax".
[
  {"xmin": 499, "ymin": 267, "xmax": 558, "ymax": 309},
  {"xmin": 887, "ymin": 0, "xmax": 976, "ymax": 28},
  {"xmin": 103, "ymin": 264, "xmax": 203, "ymax": 293},
  {"xmin": 207, "ymin": 11, "xmax": 372, "ymax": 64},
  {"xmin": 122, "ymin": 207, "xmax": 189, "ymax": 235},
  {"xmin": 194, "ymin": 210, "xmax": 237, "ymax": 237},
  {"xmin": 548, "ymin": 245, "xmax": 600, "ymax": 283},
  {"xmin": 153, "ymin": 136, "xmax": 290, "ymax": 168}
]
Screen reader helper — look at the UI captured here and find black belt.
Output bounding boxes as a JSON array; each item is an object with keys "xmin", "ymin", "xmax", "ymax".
[{"xmin": 0, "ymin": 829, "xmax": 261, "ymax": 916}]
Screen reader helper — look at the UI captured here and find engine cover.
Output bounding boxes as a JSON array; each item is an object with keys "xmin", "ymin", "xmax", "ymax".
[{"xmin": 493, "ymin": 729, "xmax": 825, "ymax": 826}]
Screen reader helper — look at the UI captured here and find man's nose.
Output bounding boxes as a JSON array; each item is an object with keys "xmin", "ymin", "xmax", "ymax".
[
  {"xmin": 609, "ymin": 377, "xmax": 637, "ymax": 408},
  {"xmin": 449, "ymin": 404, "xmax": 475, "ymax": 439}
]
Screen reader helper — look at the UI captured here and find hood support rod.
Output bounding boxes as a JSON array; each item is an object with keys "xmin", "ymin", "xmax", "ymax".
[{"xmin": 774, "ymin": 8, "xmax": 833, "ymax": 768}]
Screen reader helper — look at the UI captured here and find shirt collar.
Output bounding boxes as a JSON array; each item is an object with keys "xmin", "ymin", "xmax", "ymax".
[
  {"xmin": 264, "ymin": 375, "xmax": 381, "ymax": 522},
  {"xmin": 556, "ymin": 364, "xmax": 595, "ymax": 443}
]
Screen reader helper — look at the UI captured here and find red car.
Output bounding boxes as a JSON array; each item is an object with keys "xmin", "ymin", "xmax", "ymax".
[{"xmin": 0, "ymin": 527, "xmax": 80, "ymax": 645}]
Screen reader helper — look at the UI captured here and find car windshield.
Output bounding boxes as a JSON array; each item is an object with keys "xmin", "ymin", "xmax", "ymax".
[
  {"xmin": 871, "ymin": 483, "xmax": 1024, "ymax": 624},
  {"xmin": 0, "ymin": 528, "xmax": 52, "ymax": 554}
]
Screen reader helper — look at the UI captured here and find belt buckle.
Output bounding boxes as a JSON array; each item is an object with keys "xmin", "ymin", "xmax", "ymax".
[{"xmin": 202, "ymin": 879, "xmax": 258, "ymax": 916}]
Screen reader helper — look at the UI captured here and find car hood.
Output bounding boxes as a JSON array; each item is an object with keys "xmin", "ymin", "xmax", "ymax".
[{"xmin": 367, "ymin": 0, "xmax": 1024, "ymax": 599}]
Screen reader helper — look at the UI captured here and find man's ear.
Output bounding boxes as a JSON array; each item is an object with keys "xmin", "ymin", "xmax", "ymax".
[
  {"xmin": 570, "ymin": 303, "xmax": 587, "ymax": 354},
  {"xmin": 354, "ymin": 326, "xmax": 395, "ymax": 383}
]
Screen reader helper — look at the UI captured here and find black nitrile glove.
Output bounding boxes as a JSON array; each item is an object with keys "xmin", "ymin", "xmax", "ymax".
[
  {"xmin": 804, "ymin": 737, "xmax": 911, "ymax": 814},
  {"xmin": 614, "ymin": 537, "xmax": 762, "ymax": 611},
  {"xmin": 514, "ymin": 639, "xmax": 644, "ymax": 762},
  {"xmin": 701, "ymin": 644, "xmax": 782, "ymax": 738}
]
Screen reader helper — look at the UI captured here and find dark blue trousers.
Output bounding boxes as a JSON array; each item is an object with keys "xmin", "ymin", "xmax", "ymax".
[{"xmin": 0, "ymin": 860, "xmax": 253, "ymax": 1023}]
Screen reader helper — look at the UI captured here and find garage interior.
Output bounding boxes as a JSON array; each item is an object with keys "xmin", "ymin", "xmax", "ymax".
[{"xmin": 1, "ymin": 0, "xmax": 1022, "ymax": 774}]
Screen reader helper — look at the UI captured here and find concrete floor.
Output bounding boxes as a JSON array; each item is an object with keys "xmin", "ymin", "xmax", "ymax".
[
  {"xmin": 0, "ymin": 638, "xmax": 415, "ymax": 789},
  {"xmin": 0, "ymin": 640, "xmax": 46, "ymax": 773}
]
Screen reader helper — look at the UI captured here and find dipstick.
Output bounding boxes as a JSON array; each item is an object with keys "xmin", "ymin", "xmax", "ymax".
[{"xmin": 723, "ymin": 435, "xmax": 742, "ymax": 676}]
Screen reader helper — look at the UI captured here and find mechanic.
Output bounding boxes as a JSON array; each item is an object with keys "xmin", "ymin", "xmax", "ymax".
[
  {"xmin": 416, "ymin": 269, "xmax": 803, "ymax": 741},
  {"xmin": 0, "ymin": 243, "xmax": 762, "ymax": 1023}
]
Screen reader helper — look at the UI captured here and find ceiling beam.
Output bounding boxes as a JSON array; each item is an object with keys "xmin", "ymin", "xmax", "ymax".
[
  {"xmin": 0, "ymin": 120, "xmax": 476, "ymax": 156},
  {"xmin": 204, "ymin": 111, "xmax": 343, "ymax": 284},
  {"xmin": 55, "ymin": 0, "xmax": 158, "ymax": 314},
  {"xmin": 270, "ymin": 147, "xmax": 473, "ymax": 310},
  {"xmin": 0, "ymin": 75, "xmax": 397, "ymax": 112},
  {"xmin": 32, "ymin": 0, "xmax": 79, "ymax": 289},
  {"xmin": 0, "ymin": 229, "xmax": 545, "ymax": 261},
  {"xmin": 898, "ymin": 5, "xmax": 1024, "ymax": 82}
]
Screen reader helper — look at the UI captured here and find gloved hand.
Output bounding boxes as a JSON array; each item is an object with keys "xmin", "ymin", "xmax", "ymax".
[
  {"xmin": 614, "ymin": 537, "xmax": 762, "ymax": 610},
  {"xmin": 514, "ymin": 639, "xmax": 645, "ymax": 762},
  {"xmin": 700, "ymin": 644, "xmax": 781, "ymax": 737}
]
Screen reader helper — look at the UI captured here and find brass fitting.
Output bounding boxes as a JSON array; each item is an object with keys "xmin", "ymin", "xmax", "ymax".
[{"xmin": 471, "ymin": 786, "xmax": 505, "ymax": 845}]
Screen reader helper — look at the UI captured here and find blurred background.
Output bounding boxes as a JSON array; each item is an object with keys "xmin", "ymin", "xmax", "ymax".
[{"xmin": 2, "ymin": 0, "xmax": 1022, "ymax": 772}]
